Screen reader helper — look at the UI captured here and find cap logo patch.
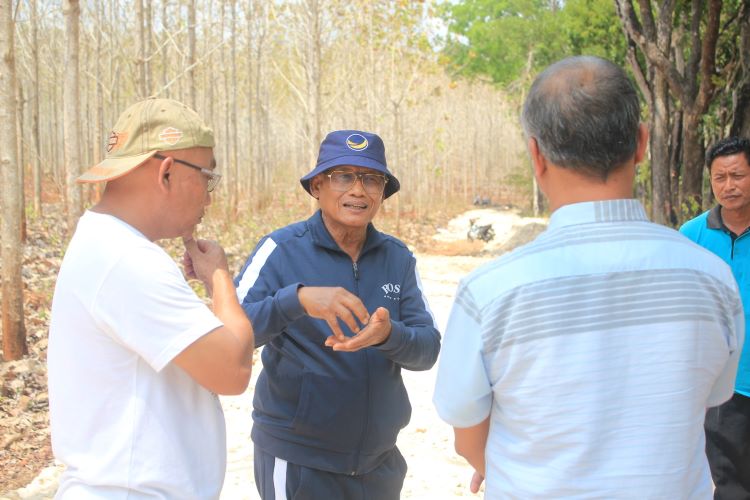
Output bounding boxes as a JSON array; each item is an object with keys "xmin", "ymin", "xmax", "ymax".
[
  {"xmin": 159, "ymin": 127, "xmax": 183, "ymax": 145},
  {"xmin": 106, "ymin": 131, "xmax": 127, "ymax": 152},
  {"xmin": 346, "ymin": 134, "xmax": 368, "ymax": 151}
]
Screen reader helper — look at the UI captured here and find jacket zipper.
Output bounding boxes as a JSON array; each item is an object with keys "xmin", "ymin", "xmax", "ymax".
[
  {"xmin": 350, "ymin": 258, "xmax": 366, "ymax": 474},
  {"xmin": 352, "ymin": 338, "xmax": 371, "ymax": 475}
]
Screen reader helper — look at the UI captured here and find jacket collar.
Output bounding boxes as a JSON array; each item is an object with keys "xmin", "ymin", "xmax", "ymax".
[
  {"xmin": 707, "ymin": 204, "xmax": 750, "ymax": 238},
  {"xmin": 306, "ymin": 210, "xmax": 387, "ymax": 257},
  {"xmin": 707, "ymin": 205, "xmax": 724, "ymax": 230}
]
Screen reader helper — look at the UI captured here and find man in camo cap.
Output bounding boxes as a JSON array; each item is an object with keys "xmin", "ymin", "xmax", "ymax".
[{"xmin": 49, "ymin": 97, "xmax": 254, "ymax": 498}]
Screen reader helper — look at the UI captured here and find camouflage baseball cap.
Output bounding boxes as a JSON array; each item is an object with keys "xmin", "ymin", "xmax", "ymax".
[{"xmin": 77, "ymin": 97, "xmax": 214, "ymax": 183}]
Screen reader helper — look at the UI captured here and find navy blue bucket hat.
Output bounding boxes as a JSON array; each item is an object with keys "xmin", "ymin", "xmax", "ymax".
[{"xmin": 300, "ymin": 130, "xmax": 401, "ymax": 199}]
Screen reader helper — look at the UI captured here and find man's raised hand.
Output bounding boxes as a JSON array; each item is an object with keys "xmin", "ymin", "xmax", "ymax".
[{"xmin": 297, "ymin": 286, "xmax": 370, "ymax": 342}]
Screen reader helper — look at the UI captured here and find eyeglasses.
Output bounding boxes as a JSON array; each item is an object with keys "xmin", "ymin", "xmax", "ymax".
[
  {"xmin": 153, "ymin": 153, "xmax": 222, "ymax": 192},
  {"xmin": 326, "ymin": 170, "xmax": 388, "ymax": 195}
]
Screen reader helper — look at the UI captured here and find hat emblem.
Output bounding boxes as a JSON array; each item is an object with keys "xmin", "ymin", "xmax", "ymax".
[
  {"xmin": 346, "ymin": 134, "xmax": 368, "ymax": 151},
  {"xmin": 106, "ymin": 131, "xmax": 127, "ymax": 152},
  {"xmin": 159, "ymin": 127, "xmax": 183, "ymax": 145}
]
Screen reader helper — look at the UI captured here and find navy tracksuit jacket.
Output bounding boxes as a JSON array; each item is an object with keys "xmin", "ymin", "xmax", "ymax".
[{"xmin": 235, "ymin": 210, "xmax": 441, "ymax": 476}]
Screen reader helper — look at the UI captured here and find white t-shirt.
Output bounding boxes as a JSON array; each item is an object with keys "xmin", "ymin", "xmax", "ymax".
[
  {"xmin": 48, "ymin": 211, "xmax": 226, "ymax": 499},
  {"xmin": 434, "ymin": 200, "xmax": 744, "ymax": 499}
]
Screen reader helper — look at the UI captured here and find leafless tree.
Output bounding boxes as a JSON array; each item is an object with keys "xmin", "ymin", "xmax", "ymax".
[
  {"xmin": 63, "ymin": 0, "xmax": 82, "ymax": 235},
  {"xmin": 1, "ymin": 0, "xmax": 27, "ymax": 360},
  {"xmin": 136, "ymin": 0, "xmax": 153, "ymax": 97},
  {"xmin": 187, "ymin": 0, "xmax": 196, "ymax": 108},
  {"xmin": 29, "ymin": 0, "xmax": 42, "ymax": 215},
  {"xmin": 11, "ymin": 0, "xmax": 530, "ymax": 224},
  {"xmin": 275, "ymin": 0, "xmax": 325, "ymax": 173}
]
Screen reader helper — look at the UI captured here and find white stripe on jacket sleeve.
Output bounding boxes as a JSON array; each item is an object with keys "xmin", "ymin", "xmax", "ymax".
[{"xmin": 236, "ymin": 238, "xmax": 277, "ymax": 301}]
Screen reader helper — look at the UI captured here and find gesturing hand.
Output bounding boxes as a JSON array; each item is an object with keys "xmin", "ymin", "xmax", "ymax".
[
  {"xmin": 298, "ymin": 286, "xmax": 370, "ymax": 342},
  {"xmin": 325, "ymin": 306, "xmax": 392, "ymax": 352}
]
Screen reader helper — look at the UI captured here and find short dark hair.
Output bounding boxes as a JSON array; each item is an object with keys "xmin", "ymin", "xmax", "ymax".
[
  {"xmin": 521, "ymin": 56, "xmax": 641, "ymax": 181},
  {"xmin": 705, "ymin": 137, "xmax": 750, "ymax": 170}
]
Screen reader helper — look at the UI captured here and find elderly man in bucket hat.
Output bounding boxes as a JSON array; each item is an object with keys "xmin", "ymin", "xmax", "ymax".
[
  {"xmin": 48, "ymin": 97, "xmax": 254, "ymax": 499},
  {"xmin": 236, "ymin": 130, "xmax": 441, "ymax": 499}
]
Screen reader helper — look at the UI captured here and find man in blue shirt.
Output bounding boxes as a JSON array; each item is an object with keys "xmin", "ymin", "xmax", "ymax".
[{"xmin": 680, "ymin": 136, "xmax": 750, "ymax": 499}]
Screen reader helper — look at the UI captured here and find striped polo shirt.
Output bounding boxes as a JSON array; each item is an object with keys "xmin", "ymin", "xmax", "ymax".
[{"xmin": 434, "ymin": 199, "xmax": 744, "ymax": 499}]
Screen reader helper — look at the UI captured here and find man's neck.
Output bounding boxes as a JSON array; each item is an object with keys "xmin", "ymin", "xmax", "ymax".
[
  {"xmin": 544, "ymin": 164, "xmax": 635, "ymax": 213},
  {"xmin": 91, "ymin": 195, "xmax": 160, "ymax": 242},
  {"xmin": 320, "ymin": 212, "xmax": 367, "ymax": 261},
  {"xmin": 720, "ymin": 206, "xmax": 750, "ymax": 236}
]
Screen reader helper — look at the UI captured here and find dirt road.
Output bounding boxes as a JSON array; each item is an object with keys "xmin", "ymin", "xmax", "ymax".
[{"xmin": 6, "ymin": 208, "xmax": 546, "ymax": 500}]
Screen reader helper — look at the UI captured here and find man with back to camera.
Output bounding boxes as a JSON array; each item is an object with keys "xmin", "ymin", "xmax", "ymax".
[
  {"xmin": 48, "ymin": 97, "xmax": 254, "ymax": 499},
  {"xmin": 680, "ymin": 136, "xmax": 750, "ymax": 499},
  {"xmin": 433, "ymin": 56, "xmax": 744, "ymax": 498}
]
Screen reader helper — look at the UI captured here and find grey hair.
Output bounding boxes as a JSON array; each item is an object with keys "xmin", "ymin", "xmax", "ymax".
[{"xmin": 521, "ymin": 56, "xmax": 641, "ymax": 181}]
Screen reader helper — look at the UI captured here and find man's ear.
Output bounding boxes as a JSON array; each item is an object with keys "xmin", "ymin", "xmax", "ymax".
[
  {"xmin": 528, "ymin": 137, "xmax": 547, "ymax": 182},
  {"xmin": 309, "ymin": 175, "xmax": 322, "ymax": 199},
  {"xmin": 156, "ymin": 155, "xmax": 173, "ymax": 193}
]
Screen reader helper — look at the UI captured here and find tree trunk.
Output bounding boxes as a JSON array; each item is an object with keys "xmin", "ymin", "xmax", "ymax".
[
  {"xmin": 650, "ymin": 73, "xmax": 673, "ymax": 225},
  {"xmin": 16, "ymin": 82, "xmax": 26, "ymax": 242},
  {"xmin": 220, "ymin": 1, "xmax": 233, "ymax": 216},
  {"xmin": 680, "ymin": 110, "xmax": 705, "ymax": 217},
  {"xmin": 63, "ymin": 0, "xmax": 82, "ymax": 235},
  {"xmin": 136, "ymin": 0, "xmax": 147, "ymax": 97},
  {"xmin": 255, "ymin": 2, "xmax": 270, "ymax": 197},
  {"xmin": 230, "ymin": 0, "xmax": 239, "ymax": 215},
  {"xmin": 145, "ymin": 0, "xmax": 153, "ymax": 95},
  {"xmin": 1, "ymin": 0, "xmax": 27, "ymax": 360},
  {"xmin": 650, "ymin": 2, "xmax": 676, "ymax": 225},
  {"xmin": 30, "ymin": 0, "xmax": 42, "ymax": 216},
  {"xmin": 669, "ymin": 109, "xmax": 683, "ymax": 222},
  {"xmin": 732, "ymin": 89, "xmax": 750, "ymax": 138},
  {"xmin": 161, "ymin": 0, "xmax": 169, "ymax": 98},
  {"xmin": 93, "ymin": 2, "xmax": 104, "ymax": 203},
  {"xmin": 203, "ymin": 0, "xmax": 214, "ymax": 138},
  {"xmin": 187, "ymin": 0, "xmax": 196, "ymax": 109},
  {"xmin": 16, "ymin": 83, "xmax": 24, "ymax": 181},
  {"xmin": 304, "ymin": 0, "xmax": 322, "ymax": 172},
  {"xmin": 51, "ymin": 78, "xmax": 61, "ymax": 188},
  {"xmin": 245, "ymin": 1, "xmax": 255, "ymax": 197},
  {"xmin": 302, "ymin": 0, "xmax": 323, "ymax": 213},
  {"xmin": 730, "ymin": 5, "xmax": 750, "ymax": 138}
]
